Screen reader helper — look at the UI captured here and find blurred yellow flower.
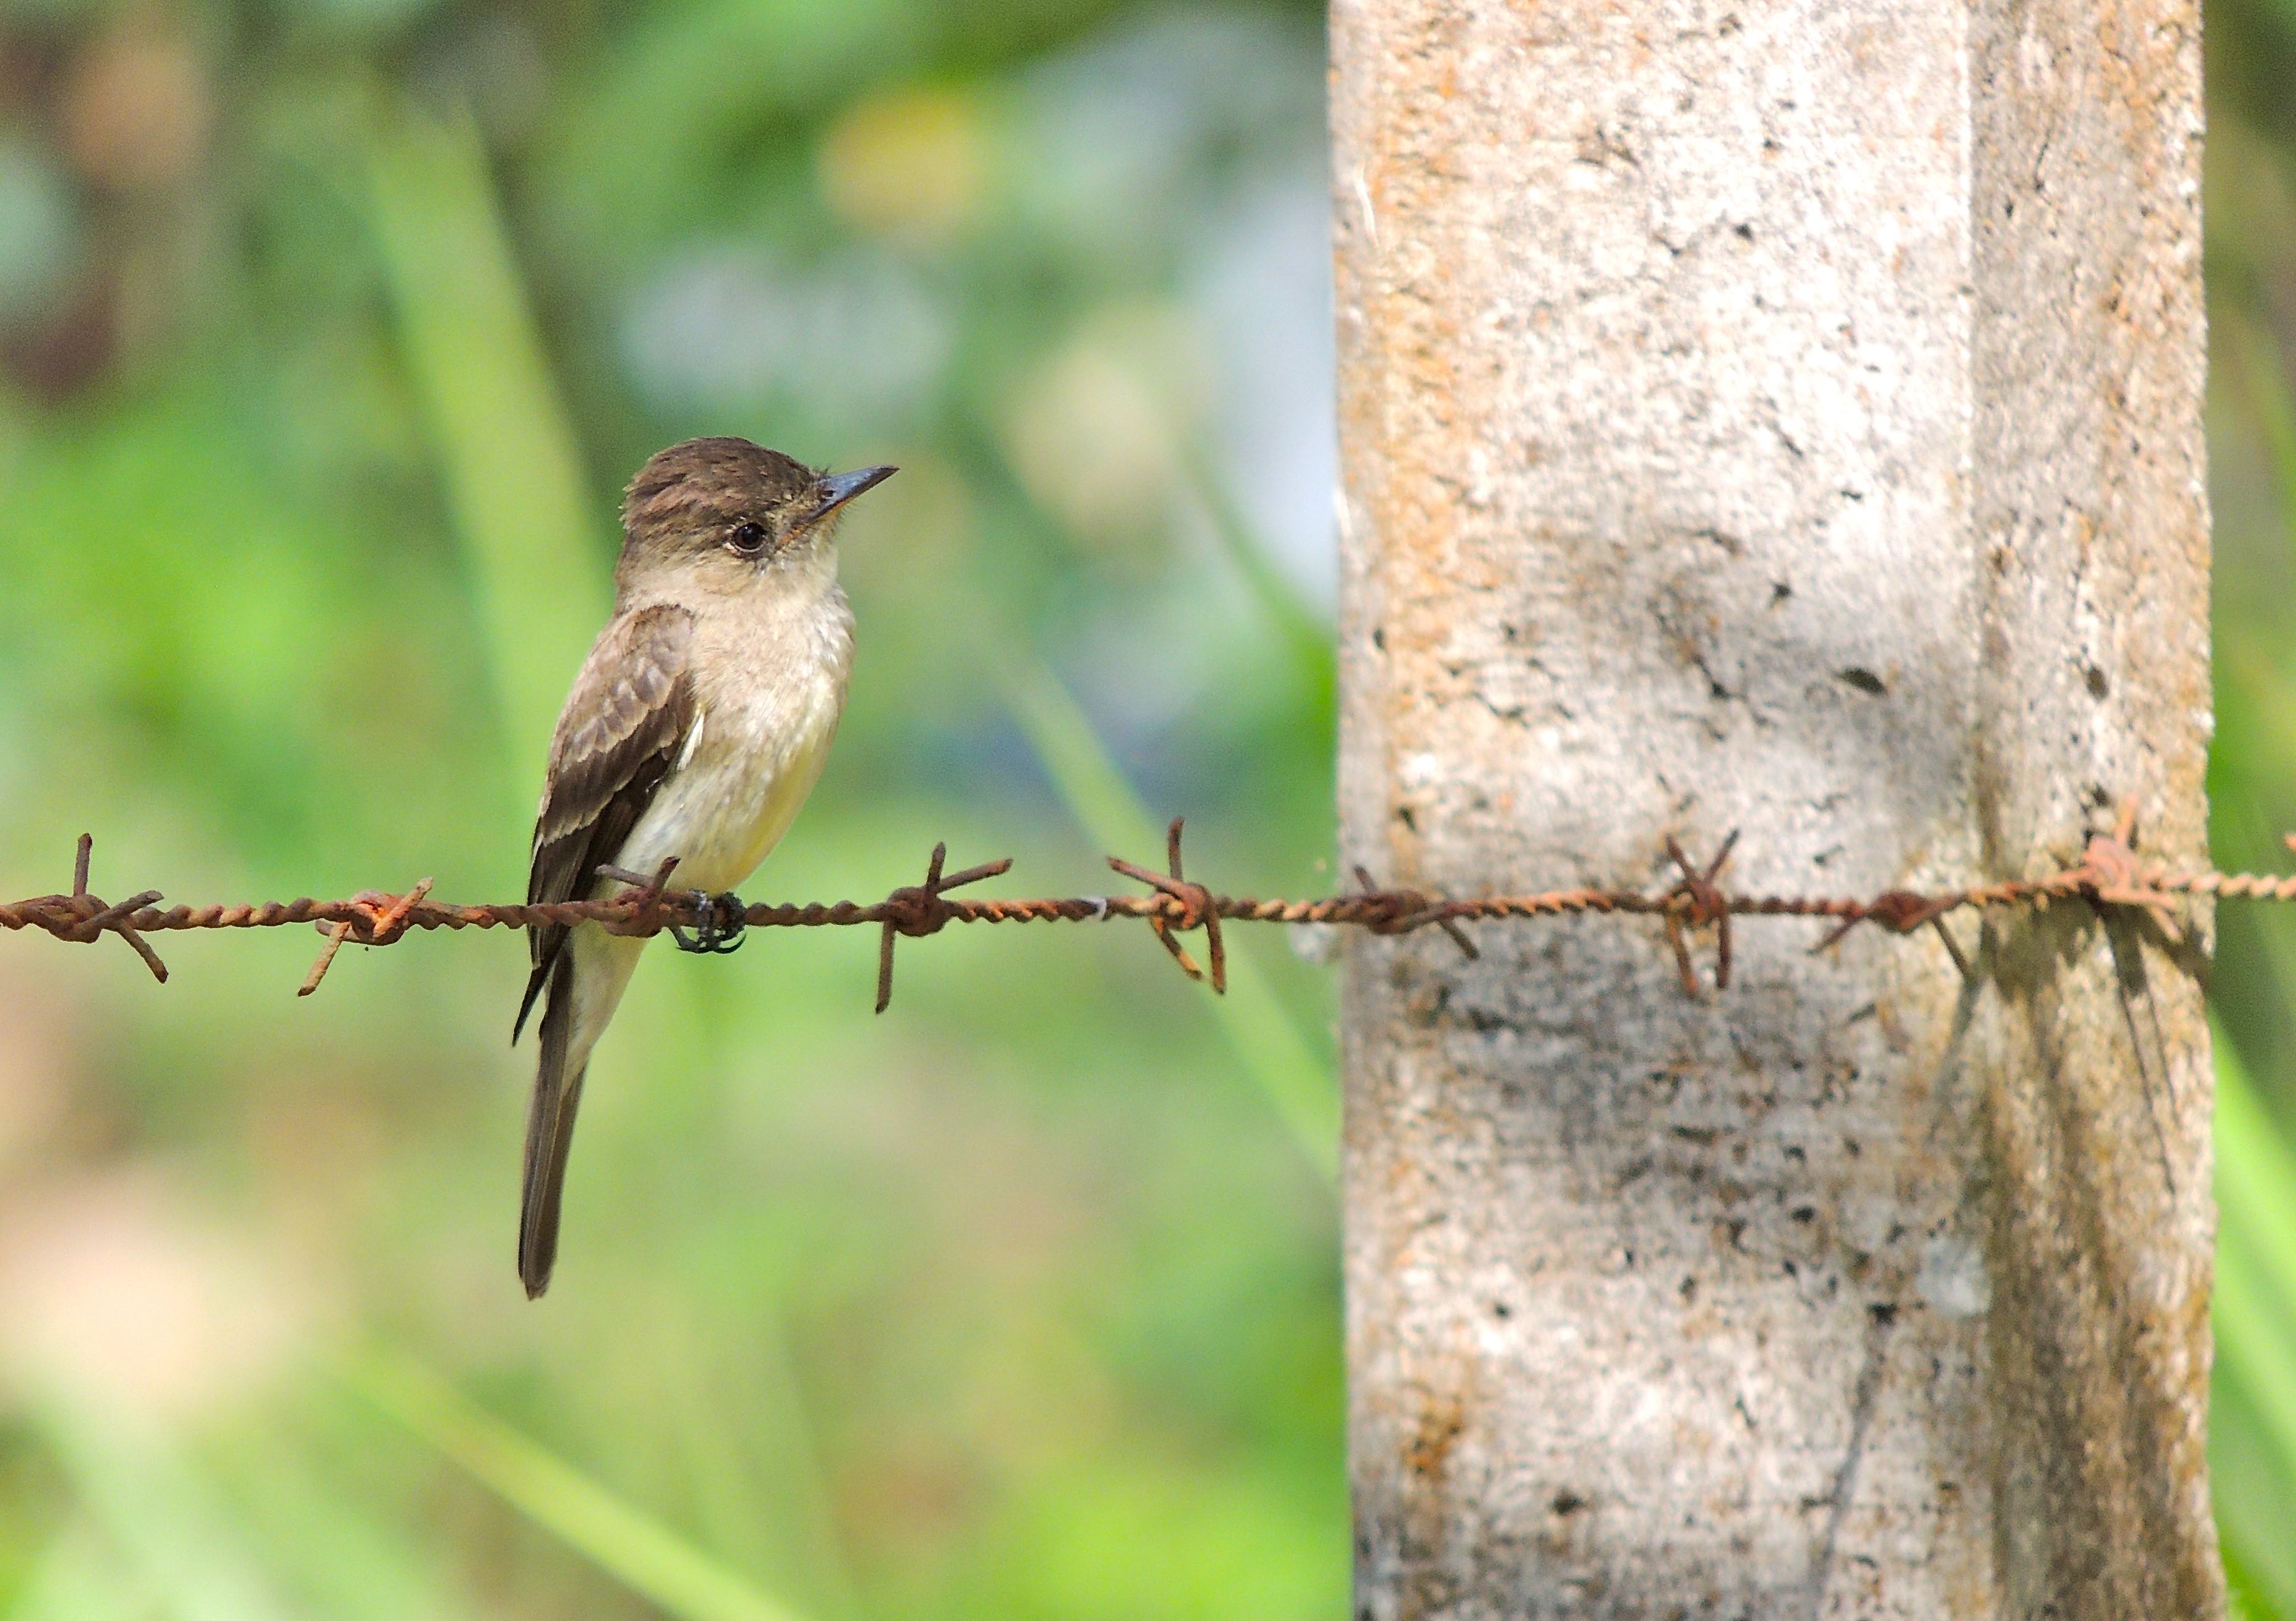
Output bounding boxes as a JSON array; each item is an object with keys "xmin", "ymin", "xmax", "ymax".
[{"xmin": 817, "ymin": 84, "xmax": 985, "ymax": 246}]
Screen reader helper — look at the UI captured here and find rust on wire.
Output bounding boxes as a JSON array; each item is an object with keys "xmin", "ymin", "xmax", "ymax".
[
  {"xmin": 2, "ymin": 800, "xmax": 2283, "ymax": 1008},
  {"xmin": 1108, "ymin": 818, "xmax": 1226, "ymax": 993},
  {"xmin": 1660, "ymin": 830, "xmax": 1739, "ymax": 996},
  {"xmin": 300, "ymin": 878, "xmax": 435, "ymax": 996},
  {"xmin": 1351, "ymin": 865, "xmax": 1479, "ymax": 961},
  {"xmin": 23, "ymin": 833, "xmax": 172, "ymax": 983},
  {"xmin": 875, "ymin": 842, "xmax": 1013, "ymax": 1013}
]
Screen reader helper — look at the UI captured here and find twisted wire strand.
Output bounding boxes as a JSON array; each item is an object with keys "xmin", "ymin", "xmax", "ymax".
[{"xmin": 0, "ymin": 814, "xmax": 2265, "ymax": 1004}]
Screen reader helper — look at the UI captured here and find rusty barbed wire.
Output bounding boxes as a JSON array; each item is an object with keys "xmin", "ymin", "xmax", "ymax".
[{"xmin": 3, "ymin": 803, "xmax": 2287, "ymax": 1008}]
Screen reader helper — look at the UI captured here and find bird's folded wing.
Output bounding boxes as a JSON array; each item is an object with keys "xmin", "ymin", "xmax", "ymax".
[{"xmin": 515, "ymin": 602, "xmax": 697, "ymax": 1040}]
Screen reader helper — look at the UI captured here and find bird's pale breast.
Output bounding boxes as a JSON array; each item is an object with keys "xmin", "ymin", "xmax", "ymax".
[{"xmin": 607, "ymin": 581, "xmax": 853, "ymax": 898}]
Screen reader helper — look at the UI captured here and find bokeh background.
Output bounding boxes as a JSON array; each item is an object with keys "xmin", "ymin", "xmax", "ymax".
[{"xmin": 0, "ymin": 0, "xmax": 2294, "ymax": 1614}]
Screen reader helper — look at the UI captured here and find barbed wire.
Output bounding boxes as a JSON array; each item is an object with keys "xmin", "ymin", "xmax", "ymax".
[{"xmin": 2, "ymin": 803, "xmax": 2286, "ymax": 1008}]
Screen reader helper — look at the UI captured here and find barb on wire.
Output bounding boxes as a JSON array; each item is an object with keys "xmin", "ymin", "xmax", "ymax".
[
  {"xmin": 875, "ymin": 843, "xmax": 1013, "ymax": 1013},
  {"xmin": 1351, "ymin": 865, "xmax": 1479, "ymax": 961},
  {"xmin": 1109, "ymin": 818, "xmax": 1226, "ymax": 993},
  {"xmin": 2, "ymin": 798, "xmax": 2284, "ymax": 1009},
  {"xmin": 1661, "ymin": 830, "xmax": 1738, "ymax": 996},
  {"xmin": 301, "ymin": 878, "xmax": 435, "ymax": 996},
  {"xmin": 20, "ymin": 834, "xmax": 171, "ymax": 984}
]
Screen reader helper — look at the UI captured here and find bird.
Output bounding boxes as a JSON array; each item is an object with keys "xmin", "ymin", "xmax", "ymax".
[{"xmin": 512, "ymin": 437, "xmax": 894, "ymax": 1297}]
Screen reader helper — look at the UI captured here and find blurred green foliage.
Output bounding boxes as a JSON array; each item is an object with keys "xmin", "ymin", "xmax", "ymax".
[
  {"xmin": 0, "ymin": 0, "xmax": 2292, "ymax": 1612},
  {"xmin": 2215, "ymin": 4, "xmax": 2296, "ymax": 1609},
  {"xmin": 0, "ymin": 1, "xmax": 1341, "ymax": 1615}
]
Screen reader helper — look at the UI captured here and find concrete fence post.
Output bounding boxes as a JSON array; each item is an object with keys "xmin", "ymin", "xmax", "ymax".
[{"xmin": 1331, "ymin": 2, "xmax": 2217, "ymax": 1614}]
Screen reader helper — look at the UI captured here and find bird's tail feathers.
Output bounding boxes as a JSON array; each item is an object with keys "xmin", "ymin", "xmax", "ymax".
[
  {"xmin": 519, "ymin": 951, "xmax": 585, "ymax": 1298},
  {"xmin": 512, "ymin": 958, "xmax": 549, "ymax": 1045}
]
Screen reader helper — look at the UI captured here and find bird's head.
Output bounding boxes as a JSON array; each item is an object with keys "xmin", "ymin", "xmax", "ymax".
[{"xmin": 615, "ymin": 437, "xmax": 895, "ymax": 600}]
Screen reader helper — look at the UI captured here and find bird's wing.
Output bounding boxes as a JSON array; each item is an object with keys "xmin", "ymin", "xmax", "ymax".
[{"xmin": 514, "ymin": 602, "xmax": 697, "ymax": 1041}]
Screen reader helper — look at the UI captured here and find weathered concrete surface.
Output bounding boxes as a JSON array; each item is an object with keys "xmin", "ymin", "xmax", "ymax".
[{"xmin": 1332, "ymin": 2, "xmax": 2214, "ymax": 1616}]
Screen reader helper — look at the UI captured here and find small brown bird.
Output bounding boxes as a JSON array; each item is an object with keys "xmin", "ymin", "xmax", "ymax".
[{"xmin": 514, "ymin": 438, "xmax": 894, "ymax": 1297}]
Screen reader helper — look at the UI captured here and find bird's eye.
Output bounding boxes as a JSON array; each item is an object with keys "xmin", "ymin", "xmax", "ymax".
[{"xmin": 729, "ymin": 520, "xmax": 767, "ymax": 556}]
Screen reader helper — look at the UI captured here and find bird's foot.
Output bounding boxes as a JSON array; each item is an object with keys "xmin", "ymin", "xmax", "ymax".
[{"xmin": 669, "ymin": 890, "xmax": 748, "ymax": 954}]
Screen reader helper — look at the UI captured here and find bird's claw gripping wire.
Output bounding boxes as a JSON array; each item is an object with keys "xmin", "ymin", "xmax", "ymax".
[{"xmin": 669, "ymin": 890, "xmax": 749, "ymax": 955}]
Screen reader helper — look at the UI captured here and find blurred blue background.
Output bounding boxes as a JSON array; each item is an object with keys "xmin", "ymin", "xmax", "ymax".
[{"xmin": 0, "ymin": 0, "xmax": 2292, "ymax": 1614}]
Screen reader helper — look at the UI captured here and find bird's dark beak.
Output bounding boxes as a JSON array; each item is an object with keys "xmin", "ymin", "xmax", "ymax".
[{"xmin": 804, "ymin": 465, "xmax": 897, "ymax": 527}]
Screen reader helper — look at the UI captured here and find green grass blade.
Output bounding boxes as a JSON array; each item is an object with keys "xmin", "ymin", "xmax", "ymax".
[
  {"xmin": 1000, "ymin": 655, "xmax": 1338, "ymax": 1181},
  {"xmin": 2215, "ymin": 1239, "xmax": 2296, "ymax": 1620},
  {"xmin": 341, "ymin": 1349, "xmax": 809, "ymax": 1621},
  {"xmin": 2217, "ymin": 1210, "xmax": 2296, "ymax": 1450},
  {"xmin": 2215, "ymin": 1024, "xmax": 2296, "ymax": 1619},
  {"xmin": 13, "ymin": 1518, "xmax": 158, "ymax": 1621},
  {"xmin": 32, "ymin": 1402, "xmax": 297, "ymax": 1621},
  {"xmin": 2227, "ymin": 1517, "xmax": 2293, "ymax": 1621},
  {"xmin": 2219, "ymin": 1027, "xmax": 2296, "ymax": 1324},
  {"xmin": 2228, "ymin": 305, "xmax": 2296, "ymax": 567},
  {"xmin": 203, "ymin": 1424, "xmax": 479, "ymax": 1621},
  {"xmin": 366, "ymin": 102, "xmax": 609, "ymax": 762}
]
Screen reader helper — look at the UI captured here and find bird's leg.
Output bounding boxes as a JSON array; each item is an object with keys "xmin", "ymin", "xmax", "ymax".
[
  {"xmin": 669, "ymin": 889, "xmax": 748, "ymax": 954},
  {"xmin": 704, "ymin": 891, "xmax": 747, "ymax": 954}
]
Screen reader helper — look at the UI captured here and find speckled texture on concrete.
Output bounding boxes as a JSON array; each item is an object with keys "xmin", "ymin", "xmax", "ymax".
[{"xmin": 1332, "ymin": 2, "xmax": 2215, "ymax": 1615}]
